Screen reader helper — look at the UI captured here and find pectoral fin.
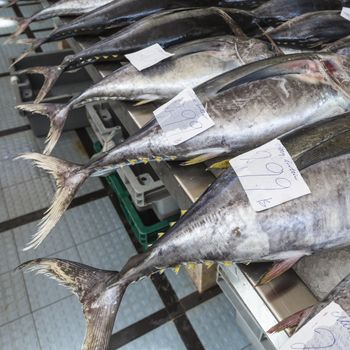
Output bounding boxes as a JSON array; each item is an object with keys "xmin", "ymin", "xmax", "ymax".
[{"xmin": 181, "ymin": 152, "xmax": 223, "ymax": 166}]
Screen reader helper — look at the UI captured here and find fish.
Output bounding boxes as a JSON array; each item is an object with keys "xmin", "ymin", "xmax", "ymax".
[
  {"xmin": 13, "ymin": 7, "xmax": 258, "ymax": 102},
  {"xmin": 324, "ymin": 35, "xmax": 350, "ymax": 57},
  {"xmin": 17, "ymin": 53, "xmax": 350, "ymax": 249},
  {"xmin": 253, "ymin": 0, "xmax": 343, "ymax": 25},
  {"xmin": 4, "ymin": 0, "xmax": 113, "ymax": 43},
  {"xmin": 17, "ymin": 35, "xmax": 276, "ymax": 154},
  {"xmin": 265, "ymin": 11, "xmax": 350, "ymax": 49},
  {"xmin": 18, "ymin": 118, "xmax": 350, "ymax": 350},
  {"xmin": 219, "ymin": 0, "xmax": 270, "ymax": 9},
  {"xmin": 268, "ymin": 273, "xmax": 350, "ymax": 334},
  {"xmin": 23, "ymin": 0, "xmax": 230, "ymax": 48}
]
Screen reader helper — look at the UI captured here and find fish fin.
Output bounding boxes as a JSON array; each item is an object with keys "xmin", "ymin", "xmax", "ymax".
[
  {"xmin": 17, "ymin": 65, "xmax": 66, "ymax": 103},
  {"xmin": 9, "ymin": 38, "xmax": 46, "ymax": 68},
  {"xmin": 257, "ymin": 23, "xmax": 284, "ymax": 56},
  {"xmin": 180, "ymin": 152, "xmax": 224, "ymax": 166},
  {"xmin": 4, "ymin": 17, "xmax": 33, "ymax": 43},
  {"xmin": 16, "ymin": 103, "xmax": 69, "ymax": 155},
  {"xmin": 18, "ymin": 258, "xmax": 123, "ymax": 350},
  {"xmin": 3, "ymin": 0, "xmax": 18, "ymax": 8},
  {"xmin": 257, "ymin": 255, "xmax": 304, "ymax": 285},
  {"xmin": 133, "ymin": 99, "xmax": 154, "ymax": 107},
  {"xmin": 180, "ymin": 209, "xmax": 187, "ymax": 216},
  {"xmin": 16, "ymin": 153, "xmax": 89, "ymax": 249},
  {"xmin": 267, "ymin": 306, "xmax": 315, "ymax": 334},
  {"xmin": 208, "ymin": 159, "xmax": 231, "ymax": 169}
]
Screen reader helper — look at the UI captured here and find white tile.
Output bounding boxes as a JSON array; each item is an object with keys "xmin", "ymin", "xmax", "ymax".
[
  {"xmin": 33, "ymin": 296, "xmax": 85, "ymax": 350},
  {"xmin": 24, "ymin": 247, "xmax": 81, "ymax": 311},
  {"xmin": 186, "ymin": 294, "xmax": 250, "ymax": 350},
  {"xmin": 120, "ymin": 321, "xmax": 186, "ymax": 350},
  {"xmin": 0, "ymin": 270, "xmax": 30, "ymax": 326},
  {"xmin": 0, "ymin": 314, "xmax": 40, "ymax": 350}
]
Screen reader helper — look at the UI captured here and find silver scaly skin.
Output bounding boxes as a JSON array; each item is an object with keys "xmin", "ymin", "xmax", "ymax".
[
  {"xmin": 17, "ymin": 53, "xmax": 350, "ymax": 249},
  {"xmin": 17, "ymin": 35, "xmax": 275, "ymax": 154},
  {"xmin": 19, "ymin": 142, "xmax": 350, "ymax": 349}
]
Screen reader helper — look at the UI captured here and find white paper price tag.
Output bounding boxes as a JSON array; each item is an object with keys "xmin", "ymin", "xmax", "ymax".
[
  {"xmin": 229, "ymin": 139, "xmax": 310, "ymax": 212},
  {"xmin": 125, "ymin": 44, "xmax": 174, "ymax": 71},
  {"xmin": 281, "ymin": 302, "xmax": 350, "ymax": 350},
  {"xmin": 341, "ymin": 7, "xmax": 350, "ymax": 21},
  {"xmin": 153, "ymin": 88, "xmax": 215, "ymax": 145}
]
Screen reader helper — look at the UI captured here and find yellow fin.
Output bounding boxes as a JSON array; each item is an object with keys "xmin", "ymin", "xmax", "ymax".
[
  {"xmin": 209, "ymin": 159, "xmax": 231, "ymax": 169},
  {"xmin": 172, "ymin": 265, "xmax": 181, "ymax": 274},
  {"xmin": 169, "ymin": 222, "xmax": 176, "ymax": 227},
  {"xmin": 155, "ymin": 156, "xmax": 162, "ymax": 163},
  {"xmin": 133, "ymin": 99, "xmax": 153, "ymax": 107},
  {"xmin": 128, "ymin": 159, "xmax": 137, "ymax": 165},
  {"xmin": 158, "ymin": 268, "xmax": 165, "ymax": 274},
  {"xmin": 180, "ymin": 152, "xmax": 224, "ymax": 166},
  {"xmin": 186, "ymin": 262, "xmax": 196, "ymax": 270},
  {"xmin": 158, "ymin": 232, "xmax": 165, "ymax": 239},
  {"xmin": 180, "ymin": 210, "xmax": 187, "ymax": 217},
  {"xmin": 223, "ymin": 261, "xmax": 233, "ymax": 267},
  {"xmin": 139, "ymin": 157, "xmax": 149, "ymax": 164},
  {"xmin": 204, "ymin": 261, "xmax": 214, "ymax": 269}
]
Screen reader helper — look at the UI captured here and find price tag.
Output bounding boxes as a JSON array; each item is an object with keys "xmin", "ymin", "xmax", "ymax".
[
  {"xmin": 153, "ymin": 88, "xmax": 215, "ymax": 145},
  {"xmin": 341, "ymin": 7, "xmax": 350, "ymax": 21},
  {"xmin": 125, "ymin": 43, "xmax": 174, "ymax": 71},
  {"xmin": 229, "ymin": 139, "xmax": 311, "ymax": 212},
  {"xmin": 281, "ymin": 302, "xmax": 350, "ymax": 350}
]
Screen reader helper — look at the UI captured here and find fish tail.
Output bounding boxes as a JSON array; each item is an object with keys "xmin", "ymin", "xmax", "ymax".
[
  {"xmin": 16, "ymin": 103, "xmax": 70, "ymax": 154},
  {"xmin": 3, "ymin": 0, "xmax": 18, "ymax": 7},
  {"xmin": 9, "ymin": 37, "xmax": 47, "ymax": 67},
  {"xmin": 267, "ymin": 306, "xmax": 315, "ymax": 334},
  {"xmin": 18, "ymin": 258, "xmax": 124, "ymax": 350},
  {"xmin": 15, "ymin": 63, "xmax": 64, "ymax": 103},
  {"xmin": 16, "ymin": 153, "xmax": 90, "ymax": 249}
]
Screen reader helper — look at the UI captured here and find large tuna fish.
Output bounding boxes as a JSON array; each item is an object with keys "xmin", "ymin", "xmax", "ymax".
[
  {"xmin": 266, "ymin": 11, "xmax": 350, "ymax": 48},
  {"xmin": 5, "ymin": 0, "xmax": 112, "ymax": 42},
  {"xmin": 17, "ymin": 35, "xmax": 275, "ymax": 154},
  {"xmin": 18, "ymin": 116, "xmax": 350, "ymax": 350},
  {"xmin": 17, "ymin": 53, "xmax": 350, "ymax": 249},
  {"xmin": 12, "ymin": 7, "xmax": 257, "ymax": 101}
]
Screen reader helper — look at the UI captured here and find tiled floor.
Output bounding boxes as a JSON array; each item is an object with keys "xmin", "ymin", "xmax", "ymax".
[{"xmin": 0, "ymin": 2, "xmax": 254, "ymax": 349}]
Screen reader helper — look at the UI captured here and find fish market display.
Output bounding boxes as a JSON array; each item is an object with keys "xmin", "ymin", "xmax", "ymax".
[
  {"xmin": 19, "ymin": 121, "xmax": 350, "ymax": 349},
  {"xmin": 265, "ymin": 11, "xmax": 350, "ymax": 48},
  {"xmin": 268, "ymin": 273, "xmax": 350, "ymax": 334},
  {"xmin": 253, "ymin": 0, "xmax": 343, "ymax": 25},
  {"xmin": 219, "ymin": 0, "xmax": 269, "ymax": 9},
  {"xmin": 5, "ymin": 0, "xmax": 112, "ymax": 42},
  {"xmin": 17, "ymin": 53, "xmax": 350, "ymax": 249},
  {"xmin": 17, "ymin": 35, "xmax": 275, "ymax": 153},
  {"xmin": 13, "ymin": 7, "xmax": 257, "ymax": 101}
]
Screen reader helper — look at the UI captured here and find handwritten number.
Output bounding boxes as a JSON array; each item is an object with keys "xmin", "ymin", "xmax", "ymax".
[{"xmin": 290, "ymin": 328, "xmax": 336, "ymax": 349}]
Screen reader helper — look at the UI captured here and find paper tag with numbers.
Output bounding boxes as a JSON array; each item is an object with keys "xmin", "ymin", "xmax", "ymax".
[
  {"xmin": 153, "ymin": 88, "xmax": 215, "ymax": 145},
  {"xmin": 229, "ymin": 139, "xmax": 311, "ymax": 212},
  {"xmin": 281, "ymin": 302, "xmax": 350, "ymax": 350},
  {"xmin": 341, "ymin": 7, "xmax": 350, "ymax": 21},
  {"xmin": 125, "ymin": 43, "xmax": 174, "ymax": 71}
]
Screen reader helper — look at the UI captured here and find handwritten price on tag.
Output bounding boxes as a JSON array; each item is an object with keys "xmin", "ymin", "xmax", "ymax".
[
  {"xmin": 154, "ymin": 88, "xmax": 215, "ymax": 145},
  {"xmin": 230, "ymin": 139, "xmax": 310, "ymax": 211}
]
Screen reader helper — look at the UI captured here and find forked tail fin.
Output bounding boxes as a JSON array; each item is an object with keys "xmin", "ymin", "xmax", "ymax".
[
  {"xmin": 16, "ymin": 103, "xmax": 70, "ymax": 154},
  {"xmin": 3, "ymin": 17, "xmax": 33, "ymax": 43},
  {"xmin": 267, "ymin": 306, "xmax": 315, "ymax": 334},
  {"xmin": 16, "ymin": 153, "xmax": 91, "ymax": 249},
  {"xmin": 9, "ymin": 37, "xmax": 47, "ymax": 67},
  {"xmin": 19, "ymin": 258, "xmax": 125, "ymax": 350}
]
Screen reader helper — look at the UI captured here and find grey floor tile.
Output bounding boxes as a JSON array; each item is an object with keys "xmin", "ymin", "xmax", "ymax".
[
  {"xmin": 3, "ymin": 176, "xmax": 55, "ymax": 218},
  {"xmin": 65, "ymin": 197, "xmax": 123, "ymax": 244},
  {"xmin": 14, "ymin": 218, "xmax": 75, "ymax": 262},
  {"xmin": 24, "ymin": 246, "xmax": 80, "ymax": 311},
  {"xmin": 0, "ymin": 230, "xmax": 20, "ymax": 274},
  {"xmin": 33, "ymin": 296, "xmax": 85, "ymax": 350},
  {"xmin": 0, "ymin": 76, "xmax": 28, "ymax": 130},
  {"xmin": 0, "ymin": 270, "xmax": 30, "ymax": 326},
  {"xmin": 35, "ymin": 30, "xmax": 60, "ymax": 53},
  {"xmin": 0, "ymin": 129, "xmax": 39, "ymax": 161},
  {"xmin": 0, "ymin": 189, "xmax": 10, "ymax": 222},
  {"xmin": 77, "ymin": 231, "xmax": 165, "ymax": 332},
  {"xmin": 0, "ymin": 7, "xmax": 16, "ymax": 35},
  {"xmin": 120, "ymin": 321, "xmax": 186, "ymax": 350},
  {"xmin": 0, "ymin": 314, "xmax": 41, "ymax": 350},
  {"xmin": 186, "ymin": 294, "xmax": 250, "ymax": 350},
  {"xmin": 165, "ymin": 268, "xmax": 196, "ymax": 300}
]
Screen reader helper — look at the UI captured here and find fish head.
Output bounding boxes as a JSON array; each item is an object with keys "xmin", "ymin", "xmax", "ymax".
[{"xmin": 320, "ymin": 54, "xmax": 350, "ymax": 99}]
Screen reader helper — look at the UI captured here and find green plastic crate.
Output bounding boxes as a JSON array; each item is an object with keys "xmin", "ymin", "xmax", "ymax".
[{"xmin": 94, "ymin": 143, "xmax": 179, "ymax": 250}]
